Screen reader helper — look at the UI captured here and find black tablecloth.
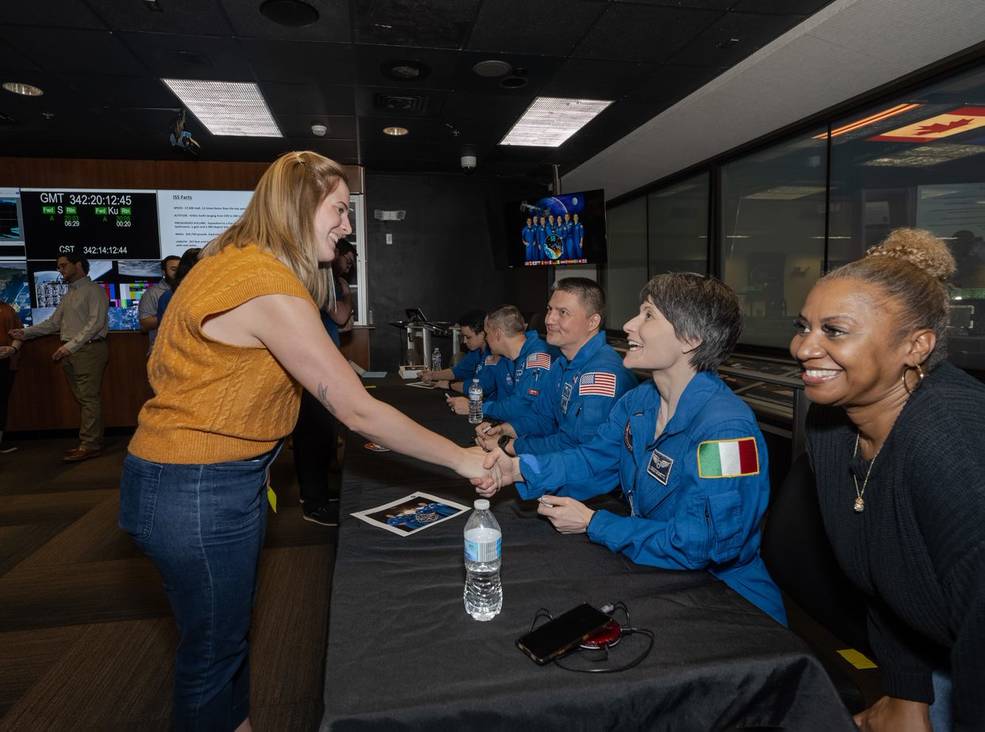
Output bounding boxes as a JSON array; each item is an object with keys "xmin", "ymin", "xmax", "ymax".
[{"xmin": 321, "ymin": 382, "xmax": 853, "ymax": 731}]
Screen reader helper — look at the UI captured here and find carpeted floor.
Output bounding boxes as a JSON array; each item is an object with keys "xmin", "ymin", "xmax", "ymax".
[{"xmin": 0, "ymin": 433, "xmax": 338, "ymax": 731}]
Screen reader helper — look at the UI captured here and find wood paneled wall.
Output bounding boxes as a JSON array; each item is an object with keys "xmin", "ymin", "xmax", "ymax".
[
  {"xmin": 0, "ymin": 157, "xmax": 364, "ymax": 192},
  {"xmin": 7, "ymin": 334, "xmax": 152, "ymax": 431}
]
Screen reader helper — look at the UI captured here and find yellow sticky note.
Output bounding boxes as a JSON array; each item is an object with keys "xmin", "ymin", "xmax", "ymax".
[
  {"xmin": 266, "ymin": 484, "xmax": 277, "ymax": 513},
  {"xmin": 837, "ymin": 648, "xmax": 877, "ymax": 670}
]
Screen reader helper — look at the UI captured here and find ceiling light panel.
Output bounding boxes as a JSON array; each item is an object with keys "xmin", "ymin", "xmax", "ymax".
[
  {"xmin": 161, "ymin": 79, "xmax": 282, "ymax": 137},
  {"xmin": 500, "ymin": 97, "xmax": 612, "ymax": 148}
]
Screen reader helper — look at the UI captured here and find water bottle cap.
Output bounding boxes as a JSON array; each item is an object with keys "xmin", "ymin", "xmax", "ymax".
[{"xmin": 473, "ymin": 499, "xmax": 490, "ymax": 511}]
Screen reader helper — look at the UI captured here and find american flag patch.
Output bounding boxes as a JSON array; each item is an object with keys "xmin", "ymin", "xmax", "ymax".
[
  {"xmin": 579, "ymin": 372, "xmax": 616, "ymax": 397},
  {"xmin": 525, "ymin": 352, "xmax": 551, "ymax": 370}
]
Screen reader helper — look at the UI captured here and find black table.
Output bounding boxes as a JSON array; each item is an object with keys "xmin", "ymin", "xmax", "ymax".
[{"xmin": 320, "ymin": 383, "xmax": 853, "ymax": 731}]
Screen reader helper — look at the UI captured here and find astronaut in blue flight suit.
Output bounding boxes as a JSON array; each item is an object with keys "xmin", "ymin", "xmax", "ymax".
[
  {"xmin": 535, "ymin": 215, "xmax": 548, "ymax": 262},
  {"xmin": 449, "ymin": 304, "xmax": 553, "ymax": 419},
  {"xmin": 422, "ymin": 309, "xmax": 498, "ymax": 398},
  {"xmin": 474, "ymin": 273, "xmax": 786, "ymax": 625},
  {"xmin": 571, "ymin": 213, "xmax": 585, "ymax": 258},
  {"xmin": 475, "ymin": 278, "xmax": 637, "ymax": 499},
  {"xmin": 521, "ymin": 217, "xmax": 536, "ymax": 262},
  {"xmin": 561, "ymin": 212, "xmax": 574, "ymax": 259}
]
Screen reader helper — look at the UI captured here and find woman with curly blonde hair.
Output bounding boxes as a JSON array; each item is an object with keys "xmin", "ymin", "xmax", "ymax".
[{"xmin": 791, "ymin": 228, "xmax": 984, "ymax": 731}]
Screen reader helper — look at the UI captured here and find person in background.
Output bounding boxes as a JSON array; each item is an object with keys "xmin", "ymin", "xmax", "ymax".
[
  {"xmin": 138, "ymin": 255, "xmax": 179, "ymax": 352},
  {"xmin": 446, "ymin": 305, "xmax": 551, "ymax": 418},
  {"xmin": 292, "ymin": 258, "xmax": 351, "ymax": 527},
  {"xmin": 421, "ymin": 309, "xmax": 498, "ymax": 397},
  {"xmin": 333, "ymin": 239, "xmax": 356, "ymax": 332},
  {"xmin": 475, "ymin": 273, "xmax": 785, "ymax": 626},
  {"xmin": 791, "ymin": 228, "xmax": 985, "ymax": 731},
  {"xmin": 120, "ymin": 151, "xmax": 500, "ymax": 731},
  {"xmin": 10, "ymin": 254, "xmax": 109, "ymax": 462},
  {"xmin": 474, "ymin": 278, "xmax": 637, "ymax": 499},
  {"xmin": 155, "ymin": 248, "xmax": 201, "ymax": 322},
  {"xmin": 0, "ymin": 300, "xmax": 24, "ymax": 453}
]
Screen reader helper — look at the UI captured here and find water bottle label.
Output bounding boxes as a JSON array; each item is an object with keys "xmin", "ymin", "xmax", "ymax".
[{"xmin": 465, "ymin": 537, "xmax": 501, "ymax": 563}]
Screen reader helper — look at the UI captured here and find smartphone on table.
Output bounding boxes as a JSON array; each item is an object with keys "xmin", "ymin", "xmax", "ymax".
[{"xmin": 515, "ymin": 603, "xmax": 612, "ymax": 665}]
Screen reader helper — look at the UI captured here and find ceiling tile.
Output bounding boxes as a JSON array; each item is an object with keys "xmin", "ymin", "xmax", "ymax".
[
  {"xmin": 0, "ymin": 1, "xmax": 106, "ymax": 29},
  {"xmin": 0, "ymin": 27, "xmax": 145, "ymax": 75},
  {"xmin": 218, "ymin": 0, "xmax": 350, "ymax": 42},
  {"xmin": 355, "ymin": 0, "xmax": 481, "ymax": 48},
  {"xmin": 119, "ymin": 32, "xmax": 253, "ymax": 81},
  {"xmin": 260, "ymin": 81, "xmax": 356, "ymax": 116},
  {"xmin": 572, "ymin": 5, "xmax": 723, "ymax": 62},
  {"xmin": 541, "ymin": 59, "xmax": 658, "ymax": 101},
  {"xmin": 467, "ymin": 0, "xmax": 605, "ymax": 56},
  {"xmin": 242, "ymin": 40, "xmax": 355, "ymax": 83},
  {"xmin": 84, "ymin": 0, "xmax": 233, "ymax": 35}
]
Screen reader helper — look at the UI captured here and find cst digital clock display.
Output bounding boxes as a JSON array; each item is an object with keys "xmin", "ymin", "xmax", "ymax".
[{"xmin": 21, "ymin": 189, "xmax": 160, "ymax": 260}]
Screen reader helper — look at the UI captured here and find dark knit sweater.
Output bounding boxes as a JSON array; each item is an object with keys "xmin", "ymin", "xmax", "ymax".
[{"xmin": 806, "ymin": 362, "xmax": 985, "ymax": 729}]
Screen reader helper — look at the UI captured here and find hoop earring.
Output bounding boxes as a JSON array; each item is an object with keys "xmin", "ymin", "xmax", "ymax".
[{"xmin": 901, "ymin": 363, "xmax": 925, "ymax": 394}]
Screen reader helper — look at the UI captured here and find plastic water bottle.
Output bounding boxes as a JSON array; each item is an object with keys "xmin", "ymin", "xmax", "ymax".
[
  {"xmin": 464, "ymin": 499, "xmax": 502, "ymax": 621},
  {"xmin": 468, "ymin": 378, "xmax": 483, "ymax": 424},
  {"xmin": 431, "ymin": 347, "xmax": 442, "ymax": 372}
]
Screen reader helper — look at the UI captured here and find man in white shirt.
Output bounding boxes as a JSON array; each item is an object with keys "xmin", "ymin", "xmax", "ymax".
[{"xmin": 10, "ymin": 254, "xmax": 109, "ymax": 461}]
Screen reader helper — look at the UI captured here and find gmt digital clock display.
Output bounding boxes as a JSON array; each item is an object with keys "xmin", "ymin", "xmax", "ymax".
[{"xmin": 21, "ymin": 189, "xmax": 160, "ymax": 260}]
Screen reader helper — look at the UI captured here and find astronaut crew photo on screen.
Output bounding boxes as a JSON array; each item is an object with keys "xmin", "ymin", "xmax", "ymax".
[{"xmin": 518, "ymin": 191, "xmax": 599, "ymax": 266}]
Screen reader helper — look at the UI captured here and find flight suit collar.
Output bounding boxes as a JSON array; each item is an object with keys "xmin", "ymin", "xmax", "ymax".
[
  {"xmin": 636, "ymin": 371, "xmax": 721, "ymax": 449},
  {"xmin": 559, "ymin": 330, "xmax": 607, "ymax": 372}
]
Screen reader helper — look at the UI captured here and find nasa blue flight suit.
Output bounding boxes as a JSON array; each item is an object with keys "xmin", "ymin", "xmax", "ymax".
[
  {"xmin": 561, "ymin": 219, "xmax": 574, "ymax": 259},
  {"xmin": 451, "ymin": 345, "xmax": 498, "ymax": 400},
  {"xmin": 572, "ymin": 221, "xmax": 585, "ymax": 258},
  {"xmin": 521, "ymin": 223, "xmax": 536, "ymax": 262},
  {"xmin": 515, "ymin": 371, "xmax": 786, "ymax": 625},
  {"xmin": 509, "ymin": 332, "xmax": 637, "ymax": 498},
  {"xmin": 482, "ymin": 331, "xmax": 553, "ymax": 423},
  {"xmin": 534, "ymin": 221, "xmax": 547, "ymax": 261}
]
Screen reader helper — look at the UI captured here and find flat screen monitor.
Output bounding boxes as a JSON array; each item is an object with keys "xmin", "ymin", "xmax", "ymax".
[{"xmin": 506, "ymin": 189, "xmax": 607, "ymax": 267}]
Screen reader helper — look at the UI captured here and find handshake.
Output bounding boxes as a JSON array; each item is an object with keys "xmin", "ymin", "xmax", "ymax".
[{"xmin": 463, "ymin": 420, "xmax": 522, "ymax": 497}]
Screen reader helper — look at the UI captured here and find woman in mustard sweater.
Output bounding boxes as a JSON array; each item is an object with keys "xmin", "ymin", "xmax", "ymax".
[{"xmin": 121, "ymin": 151, "xmax": 497, "ymax": 731}]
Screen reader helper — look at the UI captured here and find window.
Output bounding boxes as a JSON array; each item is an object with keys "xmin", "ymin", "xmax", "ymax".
[
  {"xmin": 720, "ymin": 132, "xmax": 828, "ymax": 348},
  {"xmin": 647, "ymin": 172, "xmax": 709, "ymax": 277},
  {"xmin": 603, "ymin": 197, "xmax": 647, "ymax": 329},
  {"xmin": 828, "ymin": 64, "xmax": 985, "ymax": 369}
]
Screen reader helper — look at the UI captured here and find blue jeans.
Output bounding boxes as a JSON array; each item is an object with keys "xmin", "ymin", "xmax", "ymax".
[
  {"xmin": 120, "ymin": 448, "xmax": 279, "ymax": 731},
  {"xmin": 930, "ymin": 669, "xmax": 952, "ymax": 732}
]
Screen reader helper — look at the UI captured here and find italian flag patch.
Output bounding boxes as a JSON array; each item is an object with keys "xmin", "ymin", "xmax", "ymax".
[{"xmin": 697, "ymin": 437, "xmax": 759, "ymax": 478}]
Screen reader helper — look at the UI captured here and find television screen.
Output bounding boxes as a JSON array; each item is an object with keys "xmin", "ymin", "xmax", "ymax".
[
  {"xmin": 20, "ymin": 189, "xmax": 160, "ymax": 260},
  {"xmin": 0, "ymin": 260, "xmax": 31, "ymax": 326},
  {"xmin": 506, "ymin": 189, "xmax": 607, "ymax": 267},
  {"xmin": 27, "ymin": 259, "xmax": 156, "ymax": 332}
]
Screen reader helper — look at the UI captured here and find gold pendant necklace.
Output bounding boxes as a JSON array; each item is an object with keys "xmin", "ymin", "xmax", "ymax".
[{"xmin": 851, "ymin": 434, "xmax": 878, "ymax": 513}]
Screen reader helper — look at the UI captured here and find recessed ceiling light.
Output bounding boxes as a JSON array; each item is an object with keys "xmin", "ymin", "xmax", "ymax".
[
  {"xmin": 500, "ymin": 97, "xmax": 613, "ymax": 148},
  {"xmin": 161, "ymin": 79, "xmax": 282, "ymax": 137},
  {"xmin": 383, "ymin": 126, "xmax": 409, "ymax": 136},
  {"xmin": 472, "ymin": 59, "xmax": 512, "ymax": 78},
  {"xmin": 3, "ymin": 82, "xmax": 43, "ymax": 97},
  {"xmin": 259, "ymin": 0, "xmax": 319, "ymax": 27},
  {"xmin": 499, "ymin": 76, "xmax": 527, "ymax": 89},
  {"xmin": 382, "ymin": 60, "xmax": 429, "ymax": 82}
]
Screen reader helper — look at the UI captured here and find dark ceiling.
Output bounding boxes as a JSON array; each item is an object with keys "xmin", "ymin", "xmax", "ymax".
[{"xmin": 0, "ymin": 0, "xmax": 835, "ymax": 178}]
